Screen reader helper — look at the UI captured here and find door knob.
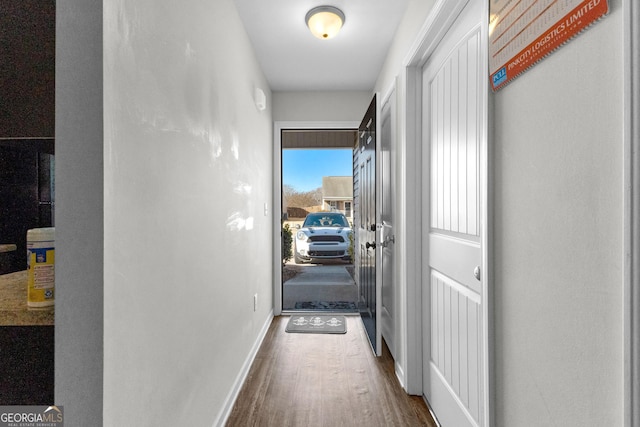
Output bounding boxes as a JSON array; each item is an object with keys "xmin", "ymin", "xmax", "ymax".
[
  {"xmin": 379, "ymin": 235, "xmax": 396, "ymax": 248},
  {"xmin": 474, "ymin": 266, "xmax": 481, "ymax": 281}
]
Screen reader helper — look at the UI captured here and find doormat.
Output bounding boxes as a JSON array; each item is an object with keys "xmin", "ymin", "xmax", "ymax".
[
  {"xmin": 294, "ymin": 301, "xmax": 357, "ymax": 311},
  {"xmin": 285, "ymin": 315, "xmax": 347, "ymax": 334}
]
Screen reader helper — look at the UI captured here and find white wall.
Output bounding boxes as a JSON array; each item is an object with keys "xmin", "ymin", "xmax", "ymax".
[
  {"xmin": 272, "ymin": 91, "xmax": 371, "ymax": 122},
  {"xmin": 374, "ymin": 0, "xmax": 436, "ymax": 94},
  {"xmin": 103, "ymin": 0, "xmax": 273, "ymax": 425},
  {"xmin": 492, "ymin": 1, "xmax": 624, "ymax": 425}
]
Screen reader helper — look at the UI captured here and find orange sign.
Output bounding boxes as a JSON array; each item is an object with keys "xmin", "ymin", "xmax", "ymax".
[{"xmin": 490, "ymin": 0, "xmax": 609, "ymax": 91}]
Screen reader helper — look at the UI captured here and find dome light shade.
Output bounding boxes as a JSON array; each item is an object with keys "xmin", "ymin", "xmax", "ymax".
[{"xmin": 305, "ymin": 6, "xmax": 345, "ymax": 40}]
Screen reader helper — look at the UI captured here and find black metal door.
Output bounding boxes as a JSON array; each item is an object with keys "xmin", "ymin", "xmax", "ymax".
[{"xmin": 355, "ymin": 95, "xmax": 380, "ymax": 355}]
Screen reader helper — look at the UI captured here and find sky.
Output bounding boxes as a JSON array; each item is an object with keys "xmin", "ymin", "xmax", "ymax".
[{"xmin": 282, "ymin": 149, "xmax": 352, "ymax": 192}]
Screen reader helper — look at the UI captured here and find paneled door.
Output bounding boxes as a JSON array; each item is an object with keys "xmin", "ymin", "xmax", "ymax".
[
  {"xmin": 355, "ymin": 95, "xmax": 381, "ymax": 355},
  {"xmin": 380, "ymin": 89, "xmax": 397, "ymax": 358},
  {"xmin": 421, "ymin": 0, "xmax": 488, "ymax": 426}
]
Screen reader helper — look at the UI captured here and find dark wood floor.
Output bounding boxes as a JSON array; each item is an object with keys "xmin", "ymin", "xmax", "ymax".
[{"xmin": 226, "ymin": 315, "xmax": 437, "ymax": 427}]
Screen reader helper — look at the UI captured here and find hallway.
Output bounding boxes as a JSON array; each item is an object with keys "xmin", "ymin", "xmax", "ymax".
[
  {"xmin": 53, "ymin": 0, "xmax": 636, "ymax": 424},
  {"xmin": 226, "ymin": 316, "xmax": 436, "ymax": 426}
]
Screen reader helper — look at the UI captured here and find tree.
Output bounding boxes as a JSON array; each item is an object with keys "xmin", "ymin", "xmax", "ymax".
[
  {"xmin": 283, "ymin": 185, "xmax": 322, "ymax": 209},
  {"xmin": 282, "ymin": 223, "xmax": 293, "ymax": 264}
]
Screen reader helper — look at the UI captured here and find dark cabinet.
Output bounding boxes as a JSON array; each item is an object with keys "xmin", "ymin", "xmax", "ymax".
[
  {"xmin": 0, "ymin": 1, "xmax": 55, "ymax": 138},
  {"xmin": 0, "ymin": 0, "xmax": 56, "ymax": 406},
  {"xmin": 0, "ymin": 326, "xmax": 54, "ymax": 405},
  {"xmin": 0, "ymin": 0, "xmax": 56, "ymax": 274},
  {"xmin": 0, "ymin": 142, "xmax": 54, "ymax": 274}
]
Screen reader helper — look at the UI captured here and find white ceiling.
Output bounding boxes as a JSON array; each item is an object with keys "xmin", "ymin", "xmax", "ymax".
[{"xmin": 232, "ymin": 0, "xmax": 410, "ymax": 92}]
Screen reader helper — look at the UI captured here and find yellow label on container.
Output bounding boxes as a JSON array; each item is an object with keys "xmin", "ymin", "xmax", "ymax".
[{"xmin": 27, "ymin": 248, "xmax": 55, "ymax": 307}]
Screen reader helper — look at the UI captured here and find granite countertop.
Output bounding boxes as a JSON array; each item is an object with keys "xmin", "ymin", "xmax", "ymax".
[
  {"xmin": 0, "ymin": 270, "xmax": 54, "ymax": 326},
  {"xmin": 0, "ymin": 244, "xmax": 17, "ymax": 253}
]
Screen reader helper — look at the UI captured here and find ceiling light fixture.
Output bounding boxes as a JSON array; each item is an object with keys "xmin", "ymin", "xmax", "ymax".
[{"xmin": 305, "ymin": 6, "xmax": 345, "ymax": 40}]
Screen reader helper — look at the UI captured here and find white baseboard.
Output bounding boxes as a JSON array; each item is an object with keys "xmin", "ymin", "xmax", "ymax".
[
  {"xmin": 214, "ymin": 310, "xmax": 274, "ymax": 427},
  {"xmin": 395, "ymin": 361, "xmax": 406, "ymax": 391}
]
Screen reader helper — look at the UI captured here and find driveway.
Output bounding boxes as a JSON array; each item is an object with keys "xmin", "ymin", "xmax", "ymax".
[
  {"xmin": 285, "ymin": 264, "xmax": 354, "ymax": 285},
  {"xmin": 282, "ymin": 263, "xmax": 357, "ymax": 310}
]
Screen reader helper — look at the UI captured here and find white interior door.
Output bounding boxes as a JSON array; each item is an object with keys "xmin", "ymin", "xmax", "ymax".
[
  {"xmin": 421, "ymin": 1, "xmax": 488, "ymax": 426},
  {"xmin": 380, "ymin": 88, "xmax": 397, "ymax": 358}
]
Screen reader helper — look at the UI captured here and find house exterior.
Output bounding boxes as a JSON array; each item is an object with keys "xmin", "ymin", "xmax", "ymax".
[
  {"xmin": 54, "ymin": 0, "xmax": 638, "ymax": 426},
  {"xmin": 322, "ymin": 176, "xmax": 353, "ymax": 218}
]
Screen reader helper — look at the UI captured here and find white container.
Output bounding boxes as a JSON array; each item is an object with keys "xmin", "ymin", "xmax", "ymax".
[{"xmin": 27, "ymin": 227, "xmax": 55, "ymax": 308}]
